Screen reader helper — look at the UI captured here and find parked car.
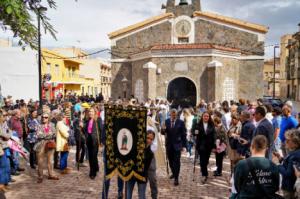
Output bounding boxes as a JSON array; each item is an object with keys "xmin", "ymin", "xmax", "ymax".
[{"xmin": 261, "ymin": 97, "xmax": 284, "ymax": 108}]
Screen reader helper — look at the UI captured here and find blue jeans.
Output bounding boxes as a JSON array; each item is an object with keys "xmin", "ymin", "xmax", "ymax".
[
  {"xmin": 126, "ymin": 178, "xmax": 147, "ymax": 199},
  {"xmin": 60, "ymin": 152, "xmax": 69, "ymax": 170},
  {"xmin": 102, "ymin": 177, "xmax": 124, "ymax": 199},
  {"xmin": 0, "ymin": 149, "xmax": 11, "ymax": 184}
]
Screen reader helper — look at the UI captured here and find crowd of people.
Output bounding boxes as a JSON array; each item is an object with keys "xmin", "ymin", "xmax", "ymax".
[{"xmin": 0, "ymin": 95, "xmax": 300, "ymax": 199}]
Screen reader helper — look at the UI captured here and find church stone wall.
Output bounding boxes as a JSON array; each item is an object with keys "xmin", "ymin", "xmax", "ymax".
[
  {"xmin": 111, "ymin": 62, "xmax": 132, "ymax": 99},
  {"xmin": 195, "ymin": 19, "xmax": 264, "ymax": 55},
  {"xmin": 238, "ymin": 60, "xmax": 264, "ymax": 100},
  {"xmin": 111, "ymin": 21, "xmax": 172, "ymax": 57},
  {"xmin": 152, "ymin": 56, "xmax": 212, "ymax": 101}
]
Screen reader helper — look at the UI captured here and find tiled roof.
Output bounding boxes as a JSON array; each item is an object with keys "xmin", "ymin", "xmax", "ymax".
[
  {"xmin": 151, "ymin": 44, "xmax": 241, "ymax": 53},
  {"xmin": 193, "ymin": 11, "xmax": 268, "ymax": 33},
  {"xmin": 108, "ymin": 13, "xmax": 174, "ymax": 39}
]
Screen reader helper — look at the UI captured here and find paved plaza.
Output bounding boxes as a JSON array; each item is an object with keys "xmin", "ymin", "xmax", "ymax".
[{"xmin": 4, "ymin": 135, "xmax": 231, "ymax": 199}]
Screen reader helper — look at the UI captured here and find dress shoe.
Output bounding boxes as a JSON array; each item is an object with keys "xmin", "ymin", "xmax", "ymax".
[
  {"xmin": 90, "ymin": 175, "xmax": 96, "ymax": 180},
  {"xmin": 174, "ymin": 179, "xmax": 179, "ymax": 186},
  {"xmin": 30, "ymin": 165, "xmax": 36, "ymax": 169},
  {"xmin": 201, "ymin": 176, "xmax": 208, "ymax": 184},
  {"xmin": 11, "ymin": 171, "xmax": 20, "ymax": 176},
  {"xmin": 37, "ymin": 178, "xmax": 43, "ymax": 183},
  {"xmin": 117, "ymin": 192, "xmax": 123, "ymax": 199},
  {"xmin": 213, "ymin": 172, "xmax": 222, "ymax": 177},
  {"xmin": 48, "ymin": 176, "xmax": 59, "ymax": 180},
  {"xmin": 17, "ymin": 167, "xmax": 25, "ymax": 172},
  {"xmin": 169, "ymin": 175, "xmax": 174, "ymax": 179}
]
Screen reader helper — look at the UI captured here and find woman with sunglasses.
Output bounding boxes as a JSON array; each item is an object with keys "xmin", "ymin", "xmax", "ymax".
[
  {"xmin": 82, "ymin": 107, "xmax": 102, "ymax": 180},
  {"xmin": 35, "ymin": 112, "xmax": 59, "ymax": 183}
]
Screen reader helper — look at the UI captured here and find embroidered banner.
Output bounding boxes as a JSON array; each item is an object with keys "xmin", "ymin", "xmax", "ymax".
[{"xmin": 104, "ymin": 105, "xmax": 147, "ymax": 182}]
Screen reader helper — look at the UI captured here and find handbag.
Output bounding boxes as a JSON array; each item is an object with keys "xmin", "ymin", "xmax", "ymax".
[
  {"xmin": 46, "ymin": 140, "xmax": 56, "ymax": 150},
  {"xmin": 63, "ymin": 143, "xmax": 69, "ymax": 151},
  {"xmin": 228, "ymin": 127, "xmax": 239, "ymax": 150},
  {"xmin": 246, "ymin": 159, "xmax": 284, "ymax": 199}
]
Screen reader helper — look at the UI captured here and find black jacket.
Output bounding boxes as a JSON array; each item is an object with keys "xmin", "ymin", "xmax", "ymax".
[
  {"xmin": 163, "ymin": 118, "xmax": 187, "ymax": 151},
  {"xmin": 237, "ymin": 120, "xmax": 255, "ymax": 156},
  {"xmin": 255, "ymin": 118, "xmax": 274, "ymax": 147},
  {"xmin": 83, "ymin": 118, "xmax": 102, "ymax": 146},
  {"xmin": 195, "ymin": 122, "xmax": 216, "ymax": 152}
]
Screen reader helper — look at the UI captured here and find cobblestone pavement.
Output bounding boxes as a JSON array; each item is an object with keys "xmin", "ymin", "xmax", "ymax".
[{"xmin": 4, "ymin": 135, "xmax": 231, "ymax": 199}]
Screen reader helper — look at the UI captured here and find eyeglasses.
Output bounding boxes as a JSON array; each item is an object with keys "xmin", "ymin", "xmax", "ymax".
[{"xmin": 42, "ymin": 117, "xmax": 49, "ymax": 119}]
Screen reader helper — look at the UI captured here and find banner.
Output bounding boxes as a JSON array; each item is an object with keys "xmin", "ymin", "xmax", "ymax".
[{"xmin": 104, "ymin": 105, "xmax": 147, "ymax": 182}]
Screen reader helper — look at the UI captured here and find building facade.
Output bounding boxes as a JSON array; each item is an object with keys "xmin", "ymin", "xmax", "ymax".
[
  {"xmin": 0, "ymin": 41, "xmax": 38, "ymax": 101},
  {"xmin": 41, "ymin": 49, "xmax": 83, "ymax": 99},
  {"xmin": 109, "ymin": 0, "xmax": 268, "ymax": 106},
  {"xmin": 263, "ymin": 58, "xmax": 280, "ymax": 97},
  {"xmin": 53, "ymin": 48, "xmax": 111, "ymax": 99},
  {"xmin": 280, "ymin": 34, "xmax": 293, "ymax": 99},
  {"xmin": 285, "ymin": 24, "xmax": 300, "ymax": 100}
]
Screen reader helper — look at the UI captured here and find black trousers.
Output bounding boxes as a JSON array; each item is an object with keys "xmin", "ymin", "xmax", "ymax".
[
  {"xmin": 87, "ymin": 137, "xmax": 99, "ymax": 177},
  {"xmin": 24, "ymin": 140, "xmax": 36, "ymax": 167},
  {"xmin": 76, "ymin": 139, "xmax": 86, "ymax": 163},
  {"xmin": 199, "ymin": 149, "xmax": 211, "ymax": 177},
  {"xmin": 167, "ymin": 148, "xmax": 181, "ymax": 180},
  {"xmin": 54, "ymin": 151, "xmax": 59, "ymax": 168},
  {"xmin": 215, "ymin": 151, "xmax": 225, "ymax": 174}
]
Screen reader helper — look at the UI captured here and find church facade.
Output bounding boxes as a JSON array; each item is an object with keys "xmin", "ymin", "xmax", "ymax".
[{"xmin": 109, "ymin": 0, "xmax": 268, "ymax": 106}]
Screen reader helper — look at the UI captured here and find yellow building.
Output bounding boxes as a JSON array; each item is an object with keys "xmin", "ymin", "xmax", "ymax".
[
  {"xmin": 52, "ymin": 47, "xmax": 109, "ymax": 98},
  {"xmin": 41, "ymin": 49, "xmax": 84, "ymax": 99}
]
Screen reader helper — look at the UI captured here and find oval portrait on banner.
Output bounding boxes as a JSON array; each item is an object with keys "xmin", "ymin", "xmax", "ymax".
[{"xmin": 117, "ymin": 128, "xmax": 133, "ymax": 156}]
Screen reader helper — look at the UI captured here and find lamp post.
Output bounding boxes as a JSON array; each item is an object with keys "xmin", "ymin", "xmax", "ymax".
[
  {"xmin": 273, "ymin": 45, "xmax": 279, "ymax": 98},
  {"xmin": 37, "ymin": 6, "xmax": 47, "ymax": 110}
]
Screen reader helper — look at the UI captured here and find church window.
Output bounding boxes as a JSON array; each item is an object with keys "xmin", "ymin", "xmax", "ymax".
[
  {"xmin": 134, "ymin": 79, "xmax": 144, "ymax": 102},
  {"xmin": 178, "ymin": 37, "xmax": 189, "ymax": 44},
  {"xmin": 223, "ymin": 77, "xmax": 235, "ymax": 101}
]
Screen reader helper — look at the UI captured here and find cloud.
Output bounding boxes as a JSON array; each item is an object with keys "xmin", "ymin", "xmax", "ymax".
[{"xmin": 0, "ymin": 0, "xmax": 299, "ymax": 59}]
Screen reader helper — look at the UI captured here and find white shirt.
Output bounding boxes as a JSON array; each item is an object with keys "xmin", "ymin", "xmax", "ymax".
[
  {"xmin": 203, "ymin": 122, "xmax": 208, "ymax": 132},
  {"xmin": 147, "ymin": 126, "xmax": 158, "ymax": 153}
]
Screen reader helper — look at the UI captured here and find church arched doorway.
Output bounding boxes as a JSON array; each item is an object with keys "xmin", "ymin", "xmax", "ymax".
[{"xmin": 167, "ymin": 77, "xmax": 197, "ymax": 108}]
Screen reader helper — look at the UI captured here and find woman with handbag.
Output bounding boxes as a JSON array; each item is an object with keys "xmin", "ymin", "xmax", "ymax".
[
  {"xmin": 213, "ymin": 116, "xmax": 227, "ymax": 177},
  {"xmin": 35, "ymin": 112, "xmax": 59, "ymax": 183},
  {"xmin": 226, "ymin": 113, "xmax": 242, "ymax": 174},
  {"xmin": 56, "ymin": 112, "xmax": 70, "ymax": 174},
  {"xmin": 234, "ymin": 135, "xmax": 280, "ymax": 199},
  {"xmin": 82, "ymin": 107, "xmax": 102, "ymax": 179}
]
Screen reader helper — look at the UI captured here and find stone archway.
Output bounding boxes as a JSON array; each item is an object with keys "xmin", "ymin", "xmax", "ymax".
[{"xmin": 167, "ymin": 77, "xmax": 197, "ymax": 108}]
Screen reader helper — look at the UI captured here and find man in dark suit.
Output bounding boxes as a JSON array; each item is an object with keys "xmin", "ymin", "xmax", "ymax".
[
  {"xmin": 254, "ymin": 106, "xmax": 274, "ymax": 160},
  {"xmin": 162, "ymin": 109, "xmax": 187, "ymax": 186}
]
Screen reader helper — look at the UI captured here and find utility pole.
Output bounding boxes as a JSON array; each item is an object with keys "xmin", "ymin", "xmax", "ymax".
[{"xmin": 273, "ymin": 45, "xmax": 279, "ymax": 98}]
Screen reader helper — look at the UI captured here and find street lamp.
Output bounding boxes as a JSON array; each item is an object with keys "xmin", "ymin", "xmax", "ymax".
[
  {"xmin": 273, "ymin": 45, "xmax": 279, "ymax": 98},
  {"xmin": 37, "ymin": 6, "xmax": 47, "ymax": 110},
  {"xmin": 121, "ymin": 77, "xmax": 128, "ymax": 99}
]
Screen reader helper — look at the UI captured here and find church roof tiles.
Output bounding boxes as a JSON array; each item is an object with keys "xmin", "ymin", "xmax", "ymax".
[
  {"xmin": 151, "ymin": 43, "xmax": 241, "ymax": 53},
  {"xmin": 108, "ymin": 10, "xmax": 268, "ymax": 40}
]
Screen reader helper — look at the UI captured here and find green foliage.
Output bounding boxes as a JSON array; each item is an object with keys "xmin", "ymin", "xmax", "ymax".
[{"xmin": 0, "ymin": 0, "xmax": 57, "ymax": 50}]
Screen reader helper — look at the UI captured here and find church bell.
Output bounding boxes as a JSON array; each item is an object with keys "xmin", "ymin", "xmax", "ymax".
[{"xmin": 179, "ymin": 0, "xmax": 188, "ymax": 5}]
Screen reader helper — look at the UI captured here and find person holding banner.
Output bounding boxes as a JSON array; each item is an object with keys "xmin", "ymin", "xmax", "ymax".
[
  {"xmin": 163, "ymin": 109, "xmax": 187, "ymax": 186},
  {"xmin": 82, "ymin": 107, "xmax": 102, "ymax": 180},
  {"xmin": 126, "ymin": 129, "xmax": 155, "ymax": 199}
]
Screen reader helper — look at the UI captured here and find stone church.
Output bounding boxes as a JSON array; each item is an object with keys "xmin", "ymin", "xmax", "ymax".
[{"xmin": 109, "ymin": 0, "xmax": 268, "ymax": 107}]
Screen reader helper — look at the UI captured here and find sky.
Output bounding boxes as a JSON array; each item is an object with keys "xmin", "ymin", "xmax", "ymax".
[{"xmin": 1, "ymin": 0, "xmax": 300, "ymax": 59}]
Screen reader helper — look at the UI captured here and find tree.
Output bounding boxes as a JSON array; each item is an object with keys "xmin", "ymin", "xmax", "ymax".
[{"xmin": 0, "ymin": 0, "xmax": 57, "ymax": 50}]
